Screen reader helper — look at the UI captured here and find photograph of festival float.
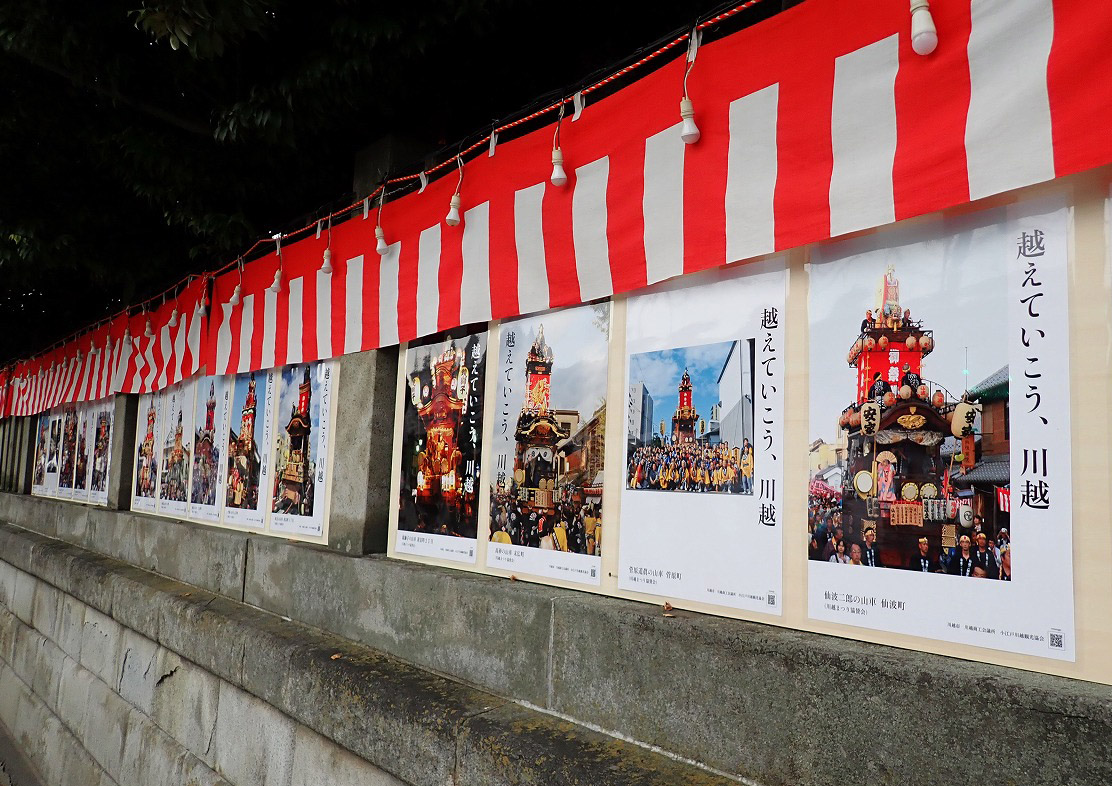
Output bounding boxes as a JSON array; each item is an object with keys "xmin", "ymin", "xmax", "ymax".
[
  {"xmin": 398, "ymin": 332, "xmax": 486, "ymax": 538},
  {"xmin": 626, "ymin": 340, "xmax": 755, "ymax": 495},
  {"xmin": 809, "ymin": 267, "xmax": 1012, "ymax": 578},
  {"xmin": 489, "ymin": 306, "xmax": 607, "ymax": 556}
]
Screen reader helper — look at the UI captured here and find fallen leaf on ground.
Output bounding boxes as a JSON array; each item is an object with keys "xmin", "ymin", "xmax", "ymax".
[{"xmin": 330, "ymin": 653, "xmax": 343, "ymax": 660}]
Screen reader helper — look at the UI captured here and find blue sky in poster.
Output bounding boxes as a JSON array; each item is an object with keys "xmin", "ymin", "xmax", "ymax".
[{"xmin": 629, "ymin": 340, "xmax": 735, "ymax": 436}]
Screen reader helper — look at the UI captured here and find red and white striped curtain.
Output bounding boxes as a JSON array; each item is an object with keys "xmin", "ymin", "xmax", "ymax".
[{"xmin": 9, "ymin": 0, "xmax": 1112, "ymax": 414}]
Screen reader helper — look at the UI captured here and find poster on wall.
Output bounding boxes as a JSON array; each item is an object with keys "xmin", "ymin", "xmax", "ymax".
[
  {"xmin": 189, "ymin": 377, "xmax": 230, "ymax": 523},
  {"xmin": 224, "ymin": 370, "xmax": 274, "ymax": 529},
  {"xmin": 43, "ymin": 412, "xmax": 63, "ymax": 497},
  {"xmin": 31, "ymin": 414, "xmax": 48, "ymax": 496},
  {"xmin": 57, "ymin": 406, "xmax": 79, "ymax": 499},
  {"xmin": 71, "ymin": 404, "xmax": 93, "ymax": 503},
  {"xmin": 618, "ymin": 261, "xmax": 786, "ymax": 614},
  {"xmin": 486, "ymin": 304, "xmax": 609, "ymax": 585},
  {"xmin": 395, "ymin": 328, "xmax": 487, "ymax": 563},
  {"xmin": 806, "ymin": 198, "xmax": 1075, "ymax": 661},
  {"xmin": 269, "ymin": 360, "xmax": 334, "ymax": 538},
  {"xmin": 132, "ymin": 392, "xmax": 161, "ymax": 513},
  {"xmin": 88, "ymin": 400, "xmax": 114, "ymax": 507},
  {"xmin": 157, "ymin": 380, "xmax": 195, "ymax": 519}
]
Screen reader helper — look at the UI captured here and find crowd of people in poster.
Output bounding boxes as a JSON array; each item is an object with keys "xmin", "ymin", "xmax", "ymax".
[{"xmin": 625, "ymin": 341, "xmax": 755, "ymax": 497}]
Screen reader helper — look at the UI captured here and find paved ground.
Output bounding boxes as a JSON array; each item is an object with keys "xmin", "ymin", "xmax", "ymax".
[{"xmin": 0, "ymin": 721, "xmax": 42, "ymax": 786}]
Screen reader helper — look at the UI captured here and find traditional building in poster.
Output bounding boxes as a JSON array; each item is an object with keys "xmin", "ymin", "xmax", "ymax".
[
  {"xmin": 826, "ymin": 267, "xmax": 960, "ymax": 567},
  {"xmin": 135, "ymin": 397, "xmax": 158, "ymax": 500},
  {"xmin": 671, "ymin": 371, "xmax": 698, "ymax": 444},
  {"xmin": 227, "ymin": 374, "xmax": 262, "ymax": 511},
  {"xmin": 273, "ymin": 366, "xmax": 314, "ymax": 516},
  {"xmin": 512, "ymin": 328, "xmax": 570, "ymax": 512},
  {"xmin": 191, "ymin": 381, "xmax": 221, "ymax": 508},
  {"xmin": 91, "ymin": 406, "xmax": 112, "ymax": 495},
  {"xmin": 159, "ymin": 407, "xmax": 190, "ymax": 503}
]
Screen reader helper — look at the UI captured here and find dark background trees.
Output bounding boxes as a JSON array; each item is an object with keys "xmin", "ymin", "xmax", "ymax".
[{"xmin": 0, "ymin": 0, "xmax": 785, "ymax": 362}]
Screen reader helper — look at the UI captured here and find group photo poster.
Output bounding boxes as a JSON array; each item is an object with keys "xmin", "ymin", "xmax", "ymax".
[
  {"xmin": 88, "ymin": 399, "xmax": 114, "ymax": 507},
  {"xmin": 269, "ymin": 360, "xmax": 335, "ymax": 539},
  {"xmin": 394, "ymin": 327, "xmax": 487, "ymax": 564},
  {"xmin": 806, "ymin": 198, "xmax": 1075, "ymax": 660},
  {"xmin": 224, "ymin": 370, "xmax": 275, "ymax": 529},
  {"xmin": 57, "ymin": 405, "xmax": 79, "ymax": 499},
  {"xmin": 619, "ymin": 260, "xmax": 786, "ymax": 615},
  {"xmin": 189, "ymin": 376, "xmax": 230, "ymax": 523},
  {"xmin": 156, "ymin": 380, "xmax": 196, "ymax": 519},
  {"xmin": 486, "ymin": 303, "xmax": 610, "ymax": 586},
  {"xmin": 132, "ymin": 392, "xmax": 162, "ymax": 512}
]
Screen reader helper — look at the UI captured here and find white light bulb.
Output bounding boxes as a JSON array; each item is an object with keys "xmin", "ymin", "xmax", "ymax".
[
  {"xmin": 168, "ymin": 308, "xmax": 178, "ymax": 328},
  {"xmin": 679, "ymin": 98, "xmax": 700, "ymax": 144},
  {"xmin": 144, "ymin": 318, "xmax": 154, "ymax": 338},
  {"xmin": 445, "ymin": 193, "xmax": 462, "ymax": 227},
  {"xmin": 910, "ymin": 0, "xmax": 938, "ymax": 56},
  {"xmin": 268, "ymin": 269, "xmax": 283, "ymax": 293},
  {"xmin": 197, "ymin": 297, "xmax": 208, "ymax": 317},
  {"xmin": 321, "ymin": 248, "xmax": 333, "ymax": 275},
  {"xmin": 550, "ymin": 148, "xmax": 567, "ymax": 187},
  {"xmin": 228, "ymin": 284, "xmax": 241, "ymax": 307},
  {"xmin": 375, "ymin": 226, "xmax": 388, "ymax": 255}
]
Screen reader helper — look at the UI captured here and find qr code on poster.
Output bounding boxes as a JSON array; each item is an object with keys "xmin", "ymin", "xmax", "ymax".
[
  {"xmin": 767, "ymin": 591, "xmax": 776, "ymax": 606},
  {"xmin": 1049, "ymin": 632, "xmax": 1064, "ymax": 649}
]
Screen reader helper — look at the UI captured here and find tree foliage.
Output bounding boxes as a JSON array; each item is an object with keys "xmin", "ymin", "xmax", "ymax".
[{"xmin": 0, "ymin": 0, "xmax": 767, "ymax": 363}]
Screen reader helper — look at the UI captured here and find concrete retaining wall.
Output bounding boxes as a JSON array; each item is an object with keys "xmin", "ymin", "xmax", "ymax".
[
  {"xmin": 2, "ymin": 493, "xmax": 1111, "ymax": 786},
  {"xmin": 0, "ymin": 520, "xmax": 735, "ymax": 786}
]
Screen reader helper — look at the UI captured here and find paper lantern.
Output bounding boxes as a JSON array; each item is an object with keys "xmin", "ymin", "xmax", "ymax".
[
  {"xmin": 917, "ymin": 384, "xmax": 928, "ymax": 399},
  {"xmin": 850, "ymin": 411, "xmax": 862, "ymax": 428},
  {"xmin": 919, "ymin": 335, "xmax": 933, "ymax": 351},
  {"xmin": 951, "ymin": 401, "xmax": 978, "ymax": 438},
  {"xmin": 863, "ymin": 337, "xmax": 876, "ymax": 351},
  {"xmin": 882, "ymin": 391, "xmax": 895, "ymax": 407},
  {"xmin": 899, "ymin": 385, "xmax": 913, "ymax": 399},
  {"xmin": 905, "ymin": 335, "xmax": 918, "ymax": 350},
  {"xmin": 877, "ymin": 335, "xmax": 889, "ymax": 350},
  {"xmin": 932, "ymin": 391, "xmax": 945, "ymax": 408}
]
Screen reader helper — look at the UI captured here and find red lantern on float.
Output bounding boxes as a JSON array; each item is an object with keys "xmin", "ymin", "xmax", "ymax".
[
  {"xmin": 906, "ymin": 335, "xmax": 918, "ymax": 350},
  {"xmin": 899, "ymin": 385, "xmax": 913, "ymax": 400},
  {"xmin": 850, "ymin": 411, "xmax": 862, "ymax": 428},
  {"xmin": 919, "ymin": 335, "xmax": 933, "ymax": 352},
  {"xmin": 877, "ymin": 335, "xmax": 889, "ymax": 350},
  {"xmin": 932, "ymin": 390, "xmax": 945, "ymax": 408},
  {"xmin": 882, "ymin": 391, "xmax": 895, "ymax": 407},
  {"xmin": 917, "ymin": 384, "xmax": 928, "ymax": 400},
  {"xmin": 863, "ymin": 337, "xmax": 876, "ymax": 351}
]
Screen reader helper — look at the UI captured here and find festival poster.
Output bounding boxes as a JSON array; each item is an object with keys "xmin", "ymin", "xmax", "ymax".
[
  {"xmin": 619, "ymin": 261, "xmax": 786, "ymax": 614},
  {"xmin": 395, "ymin": 329, "xmax": 487, "ymax": 563},
  {"xmin": 57, "ymin": 406, "xmax": 79, "ymax": 499},
  {"xmin": 71, "ymin": 404, "xmax": 93, "ymax": 503},
  {"xmin": 806, "ymin": 198, "xmax": 1075, "ymax": 660},
  {"xmin": 31, "ymin": 414, "xmax": 48, "ymax": 496},
  {"xmin": 88, "ymin": 399, "xmax": 114, "ymax": 507},
  {"xmin": 156, "ymin": 380, "xmax": 195, "ymax": 518},
  {"xmin": 224, "ymin": 370, "xmax": 274, "ymax": 529},
  {"xmin": 189, "ymin": 376, "xmax": 230, "ymax": 523},
  {"xmin": 486, "ymin": 304, "xmax": 609, "ymax": 586},
  {"xmin": 43, "ymin": 412, "xmax": 63, "ymax": 497},
  {"xmin": 269, "ymin": 360, "xmax": 335, "ymax": 538},
  {"xmin": 132, "ymin": 392, "xmax": 161, "ymax": 513}
]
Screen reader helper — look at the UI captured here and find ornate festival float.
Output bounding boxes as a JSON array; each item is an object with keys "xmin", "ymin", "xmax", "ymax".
[
  {"xmin": 511, "ymin": 326, "xmax": 571, "ymax": 513},
  {"xmin": 834, "ymin": 267, "xmax": 979, "ymax": 567},
  {"xmin": 409, "ymin": 339, "xmax": 470, "ymax": 519}
]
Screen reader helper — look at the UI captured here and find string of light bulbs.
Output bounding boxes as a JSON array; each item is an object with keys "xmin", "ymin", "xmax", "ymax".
[{"xmin": 5, "ymin": 0, "xmax": 939, "ymax": 378}]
